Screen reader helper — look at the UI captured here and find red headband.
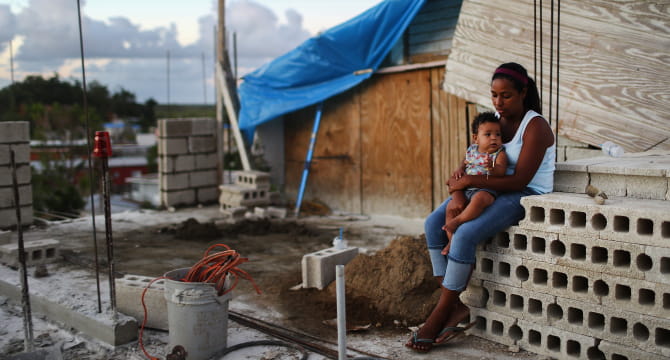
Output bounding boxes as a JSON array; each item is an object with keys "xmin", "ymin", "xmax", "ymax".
[{"xmin": 494, "ymin": 67, "xmax": 528, "ymax": 85}]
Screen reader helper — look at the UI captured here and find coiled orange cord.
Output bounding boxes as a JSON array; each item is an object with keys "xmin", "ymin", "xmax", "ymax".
[{"xmin": 139, "ymin": 243, "xmax": 261, "ymax": 359}]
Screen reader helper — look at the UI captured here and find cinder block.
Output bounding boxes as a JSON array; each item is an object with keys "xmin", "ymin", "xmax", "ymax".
[
  {"xmin": 555, "ymin": 146, "xmax": 567, "ymax": 162},
  {"xmin": 519, "ymin": 192, "xmax": 670, "ymax": 248},
  {"xmin": 557, "ymin": 234, "xmax": 647, "ymax": 280},
  {"xmin": 597, "ymin": 272, "xmax": 670, "ymax": 319},
  {"xmin": 116, "ymin": 275, "xmax": 168, "ymax": 331},
  {"xmin": 195, "ymin": 153, "xmax": 218, "ymax": 170},
  {"xmin": 600, "ymin": 340, "xmax": 668, "ymax": 360},
  {"xmin": 481, "ymin": 280, "xmax": 555, "ymax": 326},
  {"xmin": 553, "ymin": 170, "xmax": 590, "ymax": 194},
  {"xmin": 301, "ymin": 247, "xmax": 359, "ymax": 289},
  {"xmin": 0, "ymin": 239, "xmax": 60, "ymax": 267},
  {"xmin": 558, "ymin": 136, "xmax": 589, "ymax": 148},
  {"xmin": 516, "ymin": 318, "xmax": 597, "ymax": 360},
  {"xmin": 644, "ymin": 245, "xmax": 670, "ymax": 285},
  {"xmin": 590, "ymin": 173, "xmax": 627, "ymax": 197},
  {"xmin": 159, "ymin": 138, "xmax": 189, "ymax": 156},
  {"xmin": 190, "ymin": 118, "xmax": 216, "ymax": 136},
  {"xmin": 188, "ymin": 136, "xmax": 216, "ymax": 153},
  {"xmin": 196, "ymin": 186, "xmax": 218, "ymax": 204},
  {"xmin": 190, "ymin": 170, "xmax": 218, "ymax": 188},
  {"xmin": 468, "ymin": 307, "xmax": 517, "ymax": 347},
  {"xmin": 0, "ymin": 206, "xmax": 33, "ymax": 229},
  {"xmin": 172, "ymin": 155, "xmax": 195, "ymax": 172},
  {"xmin": 218, "ymin": 184, "xmax": 270, "ymax": 208},
  {"xmin": 0, "ymin": 122, "xmax": 30, "ymax": 143},
  {"xmin": 554, "ymin": 295, "xmax": 670, "ymax": 357},
  {"xmin": 626, "ymin": 175, "xmax": 668, "ymax": 200},
  {"xmin": 233, "ymin": 170, "xmax": 271, "ymax": 190},
  {"xmin": 161, "ymin": 189, "xmax": 196, "ymax": 207},
  {"xmin": 520, "ymin": 258, "xmax": 601, "ymax": 304},
  {"xmin": 0, "ymin": 164, "xmax": 32, "ymax": 187},
  {"xmin": 9, "ymin": 143, "xmax": 31, "ymax": 164},
  {"xmin": 0, "ymin": 185, "xmax": 33, "ymax": 208},
  {"xmin": 158, "ymin": 119, "xmax": 192, "ymax": 137},
  {"xmin": 0, "ymin": 230, "xmax": 11, "ymax": 244},
  {"xmin": 160, "ymin": 173, "xmax": 189, "ymax": 191},
  {"xmin": 473, "ymin": 251, "xmax": 524, "ymax": 288},
  {"xmin": 484, "ymin": 227, "xmax": 559, "ymax": 265},
  {"xmin": 266, "ymin": 206, "xmax": 288, "ymax": 219}
]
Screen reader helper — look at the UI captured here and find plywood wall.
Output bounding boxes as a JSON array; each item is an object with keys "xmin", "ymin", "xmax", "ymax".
[
  {"xmin": 443, "ymin": 0, "xmax": 670, "ymax": 152},
  {"xmin": 284, "ymin": 66, "xmax": 472, "ymax": 217}
]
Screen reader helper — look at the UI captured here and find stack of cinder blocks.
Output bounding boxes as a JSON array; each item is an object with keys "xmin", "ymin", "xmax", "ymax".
[
  {"xmin": 466, "ymin": 152, "xmax": 670, "ymax": 360},
  {"xmin": 158, "ymin": 118, "xmax": 219, "ymax": 207},
  {"xmin": 219, "ymin": 170, "xmax": 271, "ymax": 213},
  {"xmin": 0, "ymin": 121, "xmax": 32, "ymax": 229}
]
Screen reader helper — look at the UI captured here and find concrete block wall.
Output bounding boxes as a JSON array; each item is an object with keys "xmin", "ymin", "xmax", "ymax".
[
  {"xmin": 467, "ymin": 189, "xmax": 670, "ymax": 359},
  {"xmin": 158, "ymin": 118, "xmax": 219, "ymax": 207},
  {"xmin": 0, "ymin": 122, "xmax": 33, "ymax": 229}
]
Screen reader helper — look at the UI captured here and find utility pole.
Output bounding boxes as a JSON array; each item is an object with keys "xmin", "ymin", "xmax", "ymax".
[{"xmin": 216, "ymin": 0, "xmax": 225, "ymax": 185}]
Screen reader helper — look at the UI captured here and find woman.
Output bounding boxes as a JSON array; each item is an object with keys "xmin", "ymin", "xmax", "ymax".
[{"xmin": 406, "ymin": 62, "xmax": 555, "ymax": 352}]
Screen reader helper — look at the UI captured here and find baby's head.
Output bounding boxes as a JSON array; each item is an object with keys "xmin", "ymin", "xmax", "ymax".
[{"xmin": 471, "ymin": 111, "xmax": 502, "ymax": 154}]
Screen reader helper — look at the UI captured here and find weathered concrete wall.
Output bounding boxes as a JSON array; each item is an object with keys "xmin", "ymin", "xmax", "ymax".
[
  {"xmin": 158, "ymin": 118, "xmax": 219, "ymax": 207},
  {"xmin": 0, "ymin": 121, "xmax": 33, "ymax": 229}
]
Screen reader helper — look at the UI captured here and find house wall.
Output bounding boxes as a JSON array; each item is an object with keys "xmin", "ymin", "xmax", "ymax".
[
  {"xmin": 284, "ymin": 66, "xmax": 472, "ymax": 217},
  {"xmin": 443, "ymin": 0, "xmax": 670, "ymax": 152}
]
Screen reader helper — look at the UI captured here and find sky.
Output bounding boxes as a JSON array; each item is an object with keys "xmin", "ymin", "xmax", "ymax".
[{"xmin": 0, "ymin": 0, "xmax": 380, "ymax": 104}]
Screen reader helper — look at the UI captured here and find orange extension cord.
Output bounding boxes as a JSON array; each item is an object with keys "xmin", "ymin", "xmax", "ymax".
[{"xmin": 139, "ymin": 243, "xmax": 262, "ymax": 360}]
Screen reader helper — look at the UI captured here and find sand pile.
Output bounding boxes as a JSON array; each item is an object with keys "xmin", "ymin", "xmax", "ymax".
[{"xmin": 328, "ymin": 235, "xmax": 440, "ymax": 326}]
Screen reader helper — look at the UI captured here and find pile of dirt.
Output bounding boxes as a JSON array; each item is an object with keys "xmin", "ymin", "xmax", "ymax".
[
  {"xmin": 277, "ymin": 235, "xmax": 439, "ymax": 332},
  {"xmin": 160, "ymin": 218, "xmax": 222, "ymax": 240},
  {"xmin": 330, "ymin": 234, "xmax": 440, "ymax": 326},
  {"xmin": 218, "ymin": 218, "xmax": 321, "ymax": 237}
]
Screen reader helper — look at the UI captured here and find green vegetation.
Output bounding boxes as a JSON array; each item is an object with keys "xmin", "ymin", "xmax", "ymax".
[{"xmin": 0, "ymin": 74, "xmax": 158, "ymax": 138}]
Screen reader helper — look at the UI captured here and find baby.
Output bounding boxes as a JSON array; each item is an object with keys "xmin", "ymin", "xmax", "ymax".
[{"xmin": 442, "ymin": 111, "xmax": 508, "ymax": 255}]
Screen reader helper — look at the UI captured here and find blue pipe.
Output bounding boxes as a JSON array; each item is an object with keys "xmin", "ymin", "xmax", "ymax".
[{"xmin": 294, "ymin": 102, "xmax": 324, "ymax": 217}]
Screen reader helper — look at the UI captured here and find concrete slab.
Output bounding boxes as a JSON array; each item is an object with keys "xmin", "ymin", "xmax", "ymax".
[{"xmin": 0, "ymin": 267, "xmax": 137, "ymax": 346}]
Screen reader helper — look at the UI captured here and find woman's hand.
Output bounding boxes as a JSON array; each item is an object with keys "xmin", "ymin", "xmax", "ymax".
[{"xmin": 447, "ymin": 175, "xmax": 470, "ymax": 193}]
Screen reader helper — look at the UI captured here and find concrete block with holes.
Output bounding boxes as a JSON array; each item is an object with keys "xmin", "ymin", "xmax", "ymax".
[
  {"xmin": 481, "ymin": 280, "xmax": 555, "ymax": 326},
  {"xmin": 644, "ymin": 245, "xmax": 670, "ymax": 285},
  {"xmin": 467, "ymin": 307, "xmax": 517, "ymax": 347},
  {"xmin": 0, "ymin": 239, "xmax": 60, "ymax": 267},
  {"xmin": 116, "ymin": 274, "xmax": 167, "ymax": 331},
  {"xmin": 301, "ymin": 246, "xmax": 359, "ymax": 290},
  {"xmin": 516, "ymin": 318, "xmax": 598, "ymax": 360},
  {"xmin": 518, "ymin": 192, "xmax": 670, "ymax": 248},
  {"xmin": 473, "ymin": 250, "xmax": 525, "ymax": 288},
  {"xmin": 600, "ymin": 340, "xmax": 668, "ymax": 360},
  {"xmin": 483, "ymin": 227, "xmax": 560, "ymax": 265},
  {"xmin": 232, "ymin": 170, "xmax": 271, "ymax": 191},
  {"xmin": 218, "ymin": 184, "xmax": 270, "ymax": 209},
  {"xmin": 554, "ymin": 295, "xmax": 670, "ymax": 356},
  {"xmin": 0, "ymin": 230, "xmax": 11, "ymax": 245}
]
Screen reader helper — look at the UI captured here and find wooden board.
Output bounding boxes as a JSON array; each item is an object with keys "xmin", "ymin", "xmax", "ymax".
[
  {"xmin": 360, "ymin": 70, "xmax": 433, "ymax": 217},
  {"xmin": 284, "ymin": 91, "xmax": 362, "ymax": 213},
  {"xmin": 443, "ymin": 0, "xmax": 670, "ymax": 152}
]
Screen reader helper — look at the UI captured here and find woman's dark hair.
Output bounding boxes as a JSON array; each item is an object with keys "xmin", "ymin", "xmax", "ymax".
[
  {"xmin": 471, "ymin": 111, "xmax": 499, "ymax": 134},
  {"xmin": 492, "ymin": 62, "xmax": 541, "ymax": 114}
]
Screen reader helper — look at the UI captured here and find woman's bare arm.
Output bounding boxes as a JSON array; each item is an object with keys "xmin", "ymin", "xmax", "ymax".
[{"xmin": 448, "ymin": 116, "xmax": 554, "ymax": 192}]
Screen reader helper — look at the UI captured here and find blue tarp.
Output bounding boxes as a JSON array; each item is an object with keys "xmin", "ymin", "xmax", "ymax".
[{"xmin": 237, "ymin": 0, "xmax": 426, "ymax": 139}]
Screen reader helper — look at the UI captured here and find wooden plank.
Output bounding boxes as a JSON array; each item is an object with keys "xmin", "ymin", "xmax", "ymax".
[
  {"xmin": 284, "ymin": 91, "xmax": 362, "ymax": 213},
  {"xmin": 360, "ymin": 70, "xmax": 433, "ymax": 217},
  {"xmin": 216, "ymin": 62, "xmax": 251, "ymax": 170},
  {"xmin": 431, "ymin": 68, "xmax": 445, "ymax": 208},
  {"xmin": 443, "ymin": 0, "xmax": 670, "ymax": 151}
]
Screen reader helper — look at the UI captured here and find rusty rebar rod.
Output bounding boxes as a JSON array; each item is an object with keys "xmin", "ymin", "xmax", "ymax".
[{"xmin": 11, "ymin": 149, "xmax": 33, "ymax": 351}]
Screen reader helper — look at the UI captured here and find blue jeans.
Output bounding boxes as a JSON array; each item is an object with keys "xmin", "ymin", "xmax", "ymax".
[{"xmin": 425, "ymin": 188, "xmax": 539, "ymax": 291}]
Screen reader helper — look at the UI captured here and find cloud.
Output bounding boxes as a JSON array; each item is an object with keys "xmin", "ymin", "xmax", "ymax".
[{"xmin": 2, "ymin": 0, "xmax": 314, "ymax": 102}]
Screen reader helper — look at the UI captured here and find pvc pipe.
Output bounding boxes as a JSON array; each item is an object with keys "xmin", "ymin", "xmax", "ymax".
[
  {"xmin": 336, "ymin": 264, "xmax": 346, "ymax": 360},
  {"xmin": 294, "ymin": 102, "xmax": 324, "ymax": 217}
]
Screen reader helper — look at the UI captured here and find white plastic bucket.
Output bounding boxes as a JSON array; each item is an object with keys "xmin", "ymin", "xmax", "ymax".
[{"xmin": 164, "ymin": 268, "xmax": 231, "ymax": 360}]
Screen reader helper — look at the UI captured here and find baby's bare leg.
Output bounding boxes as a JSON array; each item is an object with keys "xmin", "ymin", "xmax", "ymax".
[{"xmin": 444, "ymin": 191, "xmax": 495, "ymax": 234}]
